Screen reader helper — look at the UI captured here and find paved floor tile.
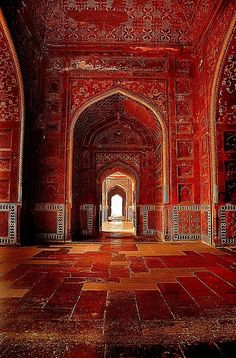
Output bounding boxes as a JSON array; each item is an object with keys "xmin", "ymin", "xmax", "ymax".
[{"xmin": 0, "ymin": 239, "xmax": 236, "ymax": 356}]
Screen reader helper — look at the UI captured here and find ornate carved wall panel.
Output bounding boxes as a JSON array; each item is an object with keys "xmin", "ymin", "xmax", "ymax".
[
  {"xmin": 44, "ymin": 1, "xmax": 193, "ymax": 47},
  {"xmin": 106, "ymin": 179, "xmax": 130, "ymax": 198},
  {"xmin": 96, "ymin": 153, "xmax": 140, "ymax": 172},
  {"xmin": 219, "ymin": 204, "xmax": 236, "ymax": 245},
  {"xmin": 173, "ymin": 205, "xmax": 210, "ymax": 241},
  {"xmin": 70, "ymin": 78, "xmax": 168, "ymax": 118},
  {"xmin": 0, "ymin": 11, "xmax": 24, "ymax": 245},
  {"xmin": 5, "ymin": 1, "xmax": 230, "ymax": 50},
  {"xmin": 178, "ymin": 184, "xmax": 193, "ymax": 203}
]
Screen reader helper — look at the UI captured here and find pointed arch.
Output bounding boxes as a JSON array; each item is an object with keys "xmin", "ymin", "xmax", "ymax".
[
  {"xmin": 108, "ymin": 185, "xmax": 127, "ymax": 218},
  {"xmin": 68, "ymin": 87, "xmax": 169, "ymax": 205},
  {"xmin": 97, "ymin": 161, "xmax": 139, "ymax": 187},
  {"xmin": 210, "ymin": 15, "xmax": 236, "ymax": 204},
  {"xmin": 107, "ymin": 184, "xmax": 127, "ymax": 196}
]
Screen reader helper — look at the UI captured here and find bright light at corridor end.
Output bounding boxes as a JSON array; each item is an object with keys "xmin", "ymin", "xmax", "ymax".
[{"xmin": 111, "ymin": 194, "xmax": 123, "ymax": 217}]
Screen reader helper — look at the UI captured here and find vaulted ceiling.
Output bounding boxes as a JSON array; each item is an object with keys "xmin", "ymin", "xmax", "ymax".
[{"xmin": 4, "ymin": 0, "xmax": 225, "ymax": 51}]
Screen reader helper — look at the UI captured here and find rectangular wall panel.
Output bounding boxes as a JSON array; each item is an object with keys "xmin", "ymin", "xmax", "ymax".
[
  {"xmin": 0, "ymin": 203, "xmax": 17, "ymax": 245},
  {"xmin": 173, "ymin": 205, "xmax": 211, "ymax": 241},
  {"xmin": 34, "ymin": 204, "xmax": 65, "ymax": 241}
]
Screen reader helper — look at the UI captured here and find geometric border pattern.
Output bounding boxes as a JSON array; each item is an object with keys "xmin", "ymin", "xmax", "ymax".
[
  {"xmin": 220, "ymin": 204, "xmax": 236, "ymax": 245},
  {"xmin": 160, "ymin": 206, "xmax": 165, "ymax": 239},
  {"xmin": 0, "ymin": 203, "xmax": 17, "ymax": 245},
  {"xmin": 173, "ymin": 205, "xmax": 210, "ymax": 241},
  {"xmin": 35, "ymin": 203, "xmax": 65, "ymax": 241},
  {"xmin": 200, "ymin": 205, "xmax": 211, "ymax": 245},
  {"xmin": 141, "ymin": 205, "xmax": 158, "ymax": 235}
]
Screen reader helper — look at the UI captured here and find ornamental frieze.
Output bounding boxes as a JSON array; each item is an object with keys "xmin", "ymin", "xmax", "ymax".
[{"xmin": 96, "ymin": 153, "xmax": 140, "ymax": 171}]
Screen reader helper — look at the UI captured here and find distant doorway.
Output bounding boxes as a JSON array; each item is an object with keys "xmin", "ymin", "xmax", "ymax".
[
  {"xmin": 111, "ymin": 194, "xmax": 123, "ymax": 218},
  {"xmin": 101, "ymin": 171, "xmax": 136, "ymax": 234}
]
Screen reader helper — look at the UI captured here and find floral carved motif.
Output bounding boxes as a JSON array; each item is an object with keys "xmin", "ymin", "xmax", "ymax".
[
  {"xmin": 173, "ymin": 205, "xmax": 203, "ymax": 240},
  {"xmin": 96, "ymin": 153, "xmax": 140, "ymax": 171},
  {"xmin": 71, "ymin": 80, "xmax": 113, "ymax": 114},
  {"xmin": 178, "ymin": 184, "xmax": 192, "ymax": 202},
  {"xmin": 70, "ymin": 79, "xmax": 167, "ymax": 117},
  {"xmin": 218, "ymin": 39, "xmax": 236, "ymax": 123},
  {"xmin": 178, "ymin": 211, "xmax": 200, "ymax": 235},
  {"xmin": 177, "ymin": 141, "xmax": 193, "ymax": 158},
  {"xmin": 205, "ymin": 3, "xmax": 235, "ymax": 93},
  {"xmin": 0, "ymin": 24, "xmax": 20, "ymax": 121},
  {"xmin": 45, "ymin": 1, "xmax": 193, "ymax": 47}
]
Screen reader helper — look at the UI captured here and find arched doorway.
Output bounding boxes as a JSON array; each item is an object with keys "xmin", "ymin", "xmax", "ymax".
[
  {"xmin": 100, "ymin": 170, "xmax": 136, "ymax": 234},
  {"xmin": 69, "ymin": 90, "xmax": 167, "ymax": 240},
  {"xmin": 107, "ymin": 184, "xmax": 127, "ymax": 220}
]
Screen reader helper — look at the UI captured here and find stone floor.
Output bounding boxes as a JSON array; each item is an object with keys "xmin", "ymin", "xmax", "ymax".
[
  {"xmin": 102, "ymin": 220, "xmax": 134, "ymax": 233},
  {"xmin": 0, "ymin": 237, "xmax": 236, "ymax": 357}
]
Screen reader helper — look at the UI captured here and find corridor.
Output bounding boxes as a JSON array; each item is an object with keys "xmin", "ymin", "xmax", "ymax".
[
  {"xmin": 0, "ymin": 1, "xmax": 236, "ymax": 356},
  {"xmin": 0, "ymin": 239, "xmax": 236, "ymax": 357}
]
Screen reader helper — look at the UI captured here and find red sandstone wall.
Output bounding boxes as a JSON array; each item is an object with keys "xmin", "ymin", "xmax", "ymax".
[
  {"xmin": 1, "ymin": 1, "xmax": 235, "ymax": 244},
  {"xmin": 1, "ymin": 2, "xmax": 48, "ymax": 244},
  {"xmin": 27, "ymin": 51, "xmax": 201, "ymax": 240},
  {"xmin": 215, "ymin": 26, "xmax": 236, "ymax": 246},
  {"xmin": 0, "ymin": 11, "xmax": 23, "ymax": 245},
  {"xmin": 197, "ymin": 2, "xmax": 236, "ymax": 245}
]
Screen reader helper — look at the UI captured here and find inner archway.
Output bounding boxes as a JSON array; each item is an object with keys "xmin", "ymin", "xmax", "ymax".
[
  {"xmin": 101, "ymin": 171, "xmax": 136, "ymax": 234},
  {"xmin": 70, "ymin": 91, "xmax": 165, "ymax": 240}
]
